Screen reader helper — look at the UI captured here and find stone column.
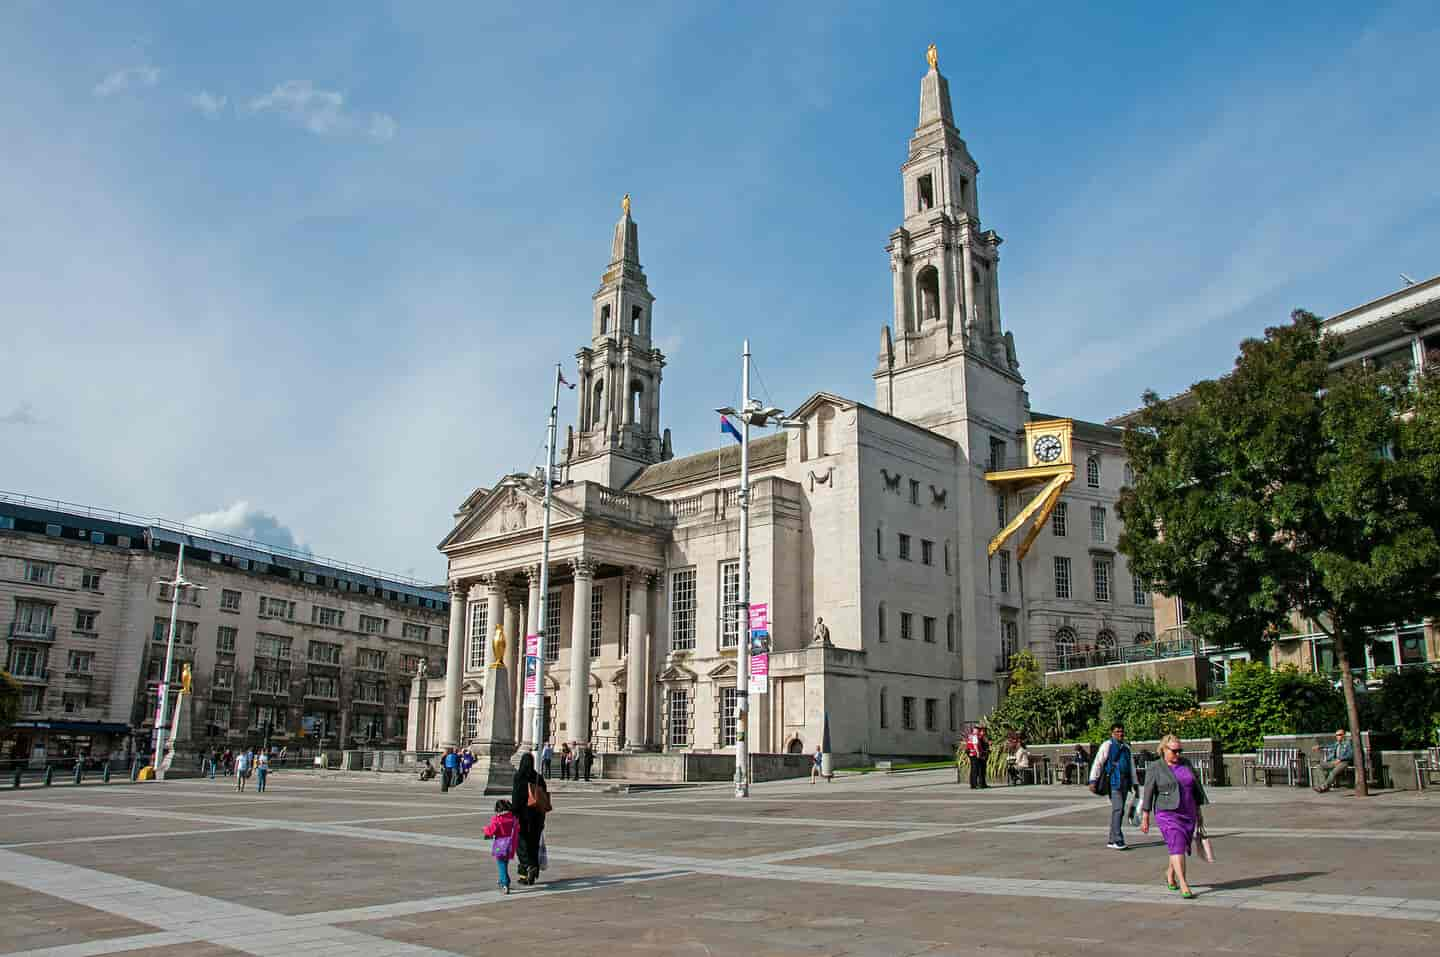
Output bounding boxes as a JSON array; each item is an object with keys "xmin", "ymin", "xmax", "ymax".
[
  {"xmin": 568, "ymin": 558, "xmax": 597, "ymax": 746},
  {"xmin": 960, "ymin": 227, "xmax": 977, "ymax": 340},
  {"xmin": 504, "ymin": 585, "xmax": 523, "ymax": 743},
  {"xmin": 937, "ymin": 237, "xmax": 953, "ymax": 341},
  {"xmin": 625, "ymin": 568, "xmax": 654, "ymax": 750},
  {"xmin": 483, "ymin": 576, "xmax": 505, "ymax": 670},
  {"xmin": 440, "ymin": 581, "xmax": 468, "ymax": 749},
  {"xmin": 520, "ymin": 565, "xmax": 543, "ymax": 752}
]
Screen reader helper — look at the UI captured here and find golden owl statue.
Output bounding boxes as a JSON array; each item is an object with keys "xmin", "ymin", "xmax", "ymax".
[
  {"xmin": 490, "ymin": 624, "xmax": 507, "ymax": 669},
  {"xmin": 180, "ymin": 662, "xmax": 193, "ymax": 695}
]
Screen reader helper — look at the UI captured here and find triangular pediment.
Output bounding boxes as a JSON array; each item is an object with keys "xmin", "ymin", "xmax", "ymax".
[
  {"xmin": 790, "ymin": 391, "xmax": 856, "ymax": 421},
  {"xmin": 657, "ymin": 663, "xmax": 698, "ymax": 683},
  {"xmin": 610, "ymin": 667, "xmax": 627, "ymax": 687},
  {"xmin": 439, "ymin": 478, "xmax": 584, "ymax": 550},
  {"xmin": 707, "ymin": 660, "xmax": 737, "ymax": 680}
]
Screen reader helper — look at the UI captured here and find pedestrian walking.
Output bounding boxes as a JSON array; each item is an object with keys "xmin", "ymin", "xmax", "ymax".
[
  {"xmin": 255, "ymin": 750, "xmax": 270, "ymax": 793},
  {"xmin": 484, "ymin": 799, "xmax": 519, "ymax": 894},
  {"xmin": 441, "ymin": 748, "xmax": 459, "ymax": 789},
  {"xmin": 810, "ymin": 744, "xmax": 824, "ymax": 784},
  {"xmin": 1141, "ymin": 734, "xmax": 1210, "ymax": 899},
  {"xmin": 966, "ymin": 726, "xmax": 991, "ymax": 789},
  {"xmin": 510, "ymin": 752, "xmax": 551, "ymax": 885},
  {"xmin": 1088, "ymin": 723, "xmax": 1140, "ymax": 849},
  {"xmin": 540, "ymin": 740, "xmax": 554, "ymax": 779},
  {"xmin": 560, "ymin": 743, "xmax": 572, "ymax": 781},
  {"xmin": 460, "ymin": 750, "xmax": 475, "ymax": 782},
  {"xmin": 235, "ymin": 749, "xmax": 251, "ymax": 792},
  {"xmin": 208, "ymin": 749, "xmax": 218, "ymax": 780}
]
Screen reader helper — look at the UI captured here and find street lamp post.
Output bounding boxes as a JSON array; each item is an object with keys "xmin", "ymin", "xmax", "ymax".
[
  {"xmin": 717, "ymin": 340, "xmax": 793, "ymax": 799},
  {"xmin": 530, "ymin": 363, "xmax": 563, "ymax": 754},
  {"xmin": 152, "ymin": 542, "xmax": 205, "ymax": 781}
]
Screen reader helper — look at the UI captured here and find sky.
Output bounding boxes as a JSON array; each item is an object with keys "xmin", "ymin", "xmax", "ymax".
[{"xmin": 3, "ymin": 1, "xmax": 1438, "ymax": 583}]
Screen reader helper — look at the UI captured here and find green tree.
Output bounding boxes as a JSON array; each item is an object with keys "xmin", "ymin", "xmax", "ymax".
[
  {"xmin": 1215, "ymin": 661, "xmax": 1346, "ymax": 751},
  {"xmin": 1118, "ymin": 311, "xmax": 1440, "ymax": 796},
  {"xmin": 986, "ymin": 683, "xmax": 1101, "ymax": 745},
  {"xmin": 1006, "ymin": 650, "xmax": 1043, "ymax": 692},
  {"xmin": 0, "ymin": 671, "xmax": 19, "ymax": 730},
  {"xmin": 1371, "ymin": 667, "xmax": 1440, "ymax": 749}
]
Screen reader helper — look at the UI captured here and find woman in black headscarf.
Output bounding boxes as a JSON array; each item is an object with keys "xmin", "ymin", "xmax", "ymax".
[{"xmin": 510, "ymin": 751, "xmax": 549, "ymax": 884}]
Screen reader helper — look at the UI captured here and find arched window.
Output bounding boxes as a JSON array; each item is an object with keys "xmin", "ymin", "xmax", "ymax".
[
  {"xmin": 1096, "ymin": 629, "xmax": 1117, "ymax": 652},
  {"xmin": 1086, "ymin": 455, "xmax": 1101, "ymax": 488},
  {"xmin": 1134, "ymin": 631, "xmax": 1153, "ymax": 645},
  {"xmin": 877, "ymin": 602, "xmax": 887, "ymax": 643},
  {"xmin": 631, "ymin": 305, "xmax": 643, "ymax": 336},
  {"xmin": 946, "ymin": 613, "xmax": 955, "ymax": 652},
  {"xmin": 916, "ymin": 265, "xmax": 940, "ymax": 328},
  {"xmin": 816, "ymin": 404, "xmax": 836, "ymax": 456},
  {"xmin": 879, "ymin": 687, "xmax": 889, "ymax": 729},
  {"xmin": 599, "ymin": 304, "xmax": 610, "ymax": 335},
  {"xmin": 591, "ymin": 380, "xmax": 605, "ymax": 428},
  {"xmin": 1054, "ymin": 626, "xmax": 1077, "ymax": 664},
  {"xmin": 629, "ymin": 380, "xmax": 644, "ymax": 428}
]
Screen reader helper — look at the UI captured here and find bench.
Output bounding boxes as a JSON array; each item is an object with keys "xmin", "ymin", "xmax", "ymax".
[
  {"xmin": 1242, "ymin": 747, "xmax": 1301, "ymax": 787},
  {"xmin": 1307, "ymin": 748, "xmax": 1370, "ymax": 790},
  {"xmin": 1417, "ymin": 748, "xmax": 1440, "ymax": 791},
  {"xmin": 874, "ymin": 760, "xmax": 893, "ymax": 773}
]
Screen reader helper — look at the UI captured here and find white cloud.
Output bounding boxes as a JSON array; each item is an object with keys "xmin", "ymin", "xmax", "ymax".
[
  {"xmin": 184, "ymin": 502, "xmax": 311, "ymax": 554},
  {"xmin": 94, "ymin": 65, "xmax": 159, "ymax": 97},
  {"xmin": 0, "ymin": 401, "xmax": 42, "ymax": 426},
  {"xmin": 248, "ymin": 80, "xmax": 393, "ymax": 141},
  {"xmin": 367, "ymin": 112, "xmax": 397, "ymax": 142},
  {"xmin": 187, "ymin": 91, "xmax": 227, "ymax": 116}
]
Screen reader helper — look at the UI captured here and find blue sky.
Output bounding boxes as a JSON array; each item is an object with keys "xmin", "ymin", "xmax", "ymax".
[{"xmin": 3, "ymin": 1, "xmax": 1437, "ymax": 581}]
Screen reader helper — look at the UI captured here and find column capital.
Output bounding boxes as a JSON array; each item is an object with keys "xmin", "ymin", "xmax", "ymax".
[
  {"xmin": 476, "ymin": 572, "xmax": 504, "ymax": 593},
  {"xmin": 626, "ymin": 564, "xmax": 660, "ymax": 584},
  {"xmin": 523, "ymin": 564, "xmax": 545, "ymax": 584},
  {"xmin": 570, "ymin": 557, "xmax": 599, "ymax": 580},
  {"xmin": 448, "ymin": 580, "xmax": 469, "ymax": 601}
]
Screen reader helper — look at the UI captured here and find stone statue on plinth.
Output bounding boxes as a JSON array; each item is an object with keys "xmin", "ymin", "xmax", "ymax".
[{"xmin": 813, "ymin": 617, "xmax": 831, "ymax": 646}]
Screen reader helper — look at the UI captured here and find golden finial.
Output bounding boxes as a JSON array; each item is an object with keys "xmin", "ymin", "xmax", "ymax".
[
  {"xmin": 926, "ymin": 43, "xmax": 938, "ymax": 70},
  {"xmin": 621, "ymin": 193, "xmax": 631, "ymax": 216},
  {"xmin": 490, "ymin": 623, "xmax": 507, "ymax": 669}
]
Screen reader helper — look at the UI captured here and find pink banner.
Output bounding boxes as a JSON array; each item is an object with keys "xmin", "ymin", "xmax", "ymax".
[{"xmin": 748, "ymin": 603, "xmax": 768, "ymax": 631}]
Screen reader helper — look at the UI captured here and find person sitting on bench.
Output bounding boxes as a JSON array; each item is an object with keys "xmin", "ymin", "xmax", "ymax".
[{"xmin": 1313, "ymin": 730, "xmax": 1354, "ymax": 792}]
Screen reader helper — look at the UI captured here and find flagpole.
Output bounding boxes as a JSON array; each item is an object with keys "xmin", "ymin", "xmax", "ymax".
[
  {"xmin": 531, "ymin": 364, "xmax": 563, "ymax": 754},
  {"xmin": 735, "ymin": 340, "xmax": 752, "ymax": 799}
]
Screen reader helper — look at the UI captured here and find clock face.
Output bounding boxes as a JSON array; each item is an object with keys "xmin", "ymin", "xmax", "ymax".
[{"xmin": 1033, "ymin": 434, "xmax": 1063, "ymax": 464}]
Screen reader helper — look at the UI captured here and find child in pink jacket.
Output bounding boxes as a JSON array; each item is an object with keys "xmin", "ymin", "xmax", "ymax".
[{"xmin": 484, "ymin": 799, "xmax": 519, "ymax": 893}]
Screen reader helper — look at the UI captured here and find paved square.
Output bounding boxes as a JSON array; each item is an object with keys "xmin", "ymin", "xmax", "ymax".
[{"xmin": 2, "ymin": 770, "xmax": 1438, "ymax": 956}]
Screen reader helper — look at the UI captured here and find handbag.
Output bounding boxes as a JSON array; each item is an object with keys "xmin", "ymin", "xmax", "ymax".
[
  {"xmin": 537, "ymin": 835, "xmax": 549, "ymax": 871},
  {"xmin": 1195, "ymin": 821, "xmax": 1216, "ymax": 863},
  {"xmin": 528, "ymin": 781, "xmax": 552, "ymax": 814},
  {"xmin": 491, "ymin": 834, "xmax": 514, "ymax": 860}
]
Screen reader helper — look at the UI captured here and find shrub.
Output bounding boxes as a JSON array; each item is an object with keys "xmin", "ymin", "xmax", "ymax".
[
  {"xmin": 1371, "ymin": 667, "xmax": 1440, "ymax": 749},
  {"xmin": 1217, "ymin": 661, "xmax": 1345, "ymax": 751},
  {"xmin": 986, "ymin": 683, "xmax": 1101, "ymax": 745},
  {"xmin": 1090, "ymin": 677, "xmax": 1196, "ymax": 741}
]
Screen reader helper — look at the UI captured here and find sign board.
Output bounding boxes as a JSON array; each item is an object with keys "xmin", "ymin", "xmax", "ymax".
[
  {"xmin": 525, "ymin": 634, "xmax": 540, "ymax": 657},
  {"xmin": 748, "ymin": 603, "xmax": 768, "ymax": 632},
  {"xmin": 748, "ymin": 653, "xmax": 769, "ymax": 694},
  {"xmin": 523, "ymin": 649, "xmax": 539, "ymax": 707}
]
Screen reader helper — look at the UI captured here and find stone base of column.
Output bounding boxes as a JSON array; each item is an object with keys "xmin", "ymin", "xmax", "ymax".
[{"xmin": 468, "ymin": 665, "xmax": 518, "ymax": 795}]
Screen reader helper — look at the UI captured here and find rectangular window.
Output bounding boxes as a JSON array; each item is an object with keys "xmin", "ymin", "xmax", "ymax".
[
  {"xmin": 469, "ymin": 601, "xmax": 488, "ymax": 671},
  {"xmin": 403, "ymin": 623, "xmax": 430, "ymax": 642},
  {"xmin": 1176, "ymin": 597, "xmax": 1188, "ymax": 625},
  {"xmin": 1132, "ymin": 574, "xmax": 1149, "ymax": 606},
  {"xmin": 1052, "ymin": 501, "xmax": 1068, "ymax": 536},
  {"xmin": 207, "ymin": 703, "xmax": 231, "ymax": 730},
  {"xmin": 312, "ymin": 606, "xmax": 343, "ymax": 627},
  {"xmin": 996, "ymin": 492, "xmax": 1008, "ymax": 528},
  {"xmin": 24, "ymin": 561, "xmax": 55, "ymax": 585},
  {"xmin": 357, "ymin": 649, "xmax": 387, "ymax": 671},
  {"xmin": 9, "ymin": 646, "xmax": 45, "ymax": 678},
  {"xmin": 250, "ymin": 666, "xmax": 290, "ymax": 695},
  {"xmin": 878, "ymin": 604, "xmax": 887, "ymax": 642},
  {"xmin": 157, "ymin": 581, "xmax": 201, "ymax": 606},
  {"xmin": 152, "ymin": 618, "xmax": 197, "ymax": 645},
  {"xmin": 250, "ymin": 705, "xmax": 287, "ymax": 732},
  {"xmin": 355, "ymin": 681, "xmax": 384, "ymax": 704},
  {"xmin": 463, "ymin": 699, "xmax": 479, "ymax": 741},
  {"xmin": 946, "ymin": 613, "xmax": 955, "ymax": 651},
  {"xmin": 62, "ymin": 692, "xmax": 88, "ymax": 713},
  {"xmin": 922, "ymin": 616, "xmax": 936, "ymax": 644},
  {"xmin": 900, "ymin": 611, "xmax": 914, "ymax": 641},
  {"xmin": 902, "ymin": 696, "xmax": 916, "ymax": 730},
  {"xmin": 876, "ymin": 526, "xmax": 884, "ymax": 558},
  {"xmin": 590, "ymin": 583, "xmax": 603, "ymax": 658},
  {"xmin": 925, "ymin": 698, "xmax": 938, "ymax": 732},
  {"xmin": 668, "ymin": 688, "xmax": 690, "ymax": 748},
  {"xmin": 898, "ymin": 533, "xmax": 912, "ymax": 561},
  {"xmin": 307, "ymin": 640, "xmax": 341, "ymax": 664},
  {"xmin": 720, "ymin": 686, "xmax": 738, "ymax": 747},
  {"xmin": 909, "ymin": 479, "xmax": 920, "ymax": 505},
  {"xmin": 360, "ymin": 614, "xmax": 388, "ymax": 635},
  {"xmin": 401, "ymin": 653, "xmax": 424, "ymax": 674},
  {"xmin": 988, "ymin": 437, "xmax": 1007, "ymax": 471},
  {"xmin": 74, "ymin": 609, "xmax": 98, "ymax": 633},
  {"xmin": 255, "ymin": 634, "xmax": 292, "ymax": 658},
  {"xmin": 1090, "ymin": 506, "xmax": 1107, "ymax": 542},
  {"xmin": 999, "ymin": 550, "xmax": 1011, "ymax": 594},
  {"xmin": 1054, "ymin": 557, "xmax": 1072, "ymax": 600},
  {"xmin": 66, "ymin": 650, "xmax": 93, "ymax": 673},
  {"xmin": 306, "ymin": 674, "xmax": 339, "ymax": 698},
  {"xmin": 220, "ymin": 589, "xmax": 242, "ymax": 612},
  {"xmin": 213, "ymin": 665, "xmax": 234, "ymax": 690},
  {"xmin": 944, "ymin": 544, "xmax": 951, "ymax": 574},
  {"xmin": 921, "ymin": 539, "xmax": 934, "ymax": 566},
  {"xmin": 14, "ymin": 600, "xmax": 52, "ymax": 637},
  {"xmin": 217, "ymin": 626, "xmax": 237, "ymax": 653},
  {"xmin": 670, "ymin": 568, "xmax": 697, "ymax": 652},
  {"xmin": 20, "ymin": 686, "xmax": 43, "ymax": 712},
  {"xmin": 1093, "ymin": 558, "xmax": 1112, "ymax": 603},
  {"xmin": 719, "ymin": 560, "xmax": 741, "ymax": 649},
  {"xmin": 545, "ymin": 590, "xmax": 562, "ymax": 663},
  {"xmin": 82, "ymin": 569, "xmax": 103, "ymax": 591},
  {"xmin": 259, "ymin": 597, "xmax": 295, "ymax": 620}
]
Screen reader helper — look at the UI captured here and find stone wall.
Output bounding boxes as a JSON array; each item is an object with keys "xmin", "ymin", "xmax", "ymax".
[
  {"xmin": 598, "ymin": 751, "xmax": 811, "ymax": 783},
  {"xmin": 1045, "ymin": 655, "xmax": 1207, "ymax": 694}
]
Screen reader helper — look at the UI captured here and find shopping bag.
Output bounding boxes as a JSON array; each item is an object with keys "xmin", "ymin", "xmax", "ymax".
[
  {"xmin": 537, "ymin": 835, "xmax": 549, "ymax": 871},
  {"xmin": 1195, "ymin": 823, "xmax": 1216, "ymax": 863},
  {"xmin": 1126, "ymin": 795, "xmax": 1140, "ymax": 827}
]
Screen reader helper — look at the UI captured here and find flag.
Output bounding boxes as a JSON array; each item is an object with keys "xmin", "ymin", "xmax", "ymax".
[
  {"xmin": 720, "ymin": 414, "xmax": 743, "ymax": 444},
  {"xmin": 558, "ymin": 370, "xmax": 575, "ymax": 390}
]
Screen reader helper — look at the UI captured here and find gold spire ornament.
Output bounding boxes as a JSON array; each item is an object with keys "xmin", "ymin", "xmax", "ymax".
[
  {"xmin": 621, "ymin": 192, "xmax": 631, "ymax": 216},
  {"xmin": 490, "ymin": 623, "xmax": 507, "ymax": 669},
  {"xmin": 926, "ymin": 43, "xmax": 938, "ymax": 70}
]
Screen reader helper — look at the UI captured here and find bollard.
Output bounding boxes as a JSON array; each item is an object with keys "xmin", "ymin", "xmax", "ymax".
[
  {"xmin": 44, "ymin": 765, "xmax": 54, "ymax": 787},
  {"xmin": 11, "ymin": 767, "xmax": 21, "ymax": 789},
  {"xmin": 73, "ymin": 763, "xmax": 83, "ymax": 786},
  {"xmin": 103, "ymin": 762, "xmax": 112, "ymax": 784}
]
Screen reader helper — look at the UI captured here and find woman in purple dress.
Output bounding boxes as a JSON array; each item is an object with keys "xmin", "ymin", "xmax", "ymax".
[{"xmin": 1139, "ymin": 734, "xmax": 1209, "ymax": 899}]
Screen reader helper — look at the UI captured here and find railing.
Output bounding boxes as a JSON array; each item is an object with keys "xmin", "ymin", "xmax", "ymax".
[
  {"xmin": 1048, "ymin": 635, "xmax": 1198, "ymax": 672},
  {"xmin": 597, "ymin": 489, "xmax": 631, "ymax": 511},
  {"xmin": 7, "ymin": 622, "xmax": 57, "ymax": 642},
  {"xmin": 11, "ymin": 668, "xmax": 50, "ymax": 682},
  {"xmin": 666, "ymin": 494, "xmax": 705, "ymax": 519}
]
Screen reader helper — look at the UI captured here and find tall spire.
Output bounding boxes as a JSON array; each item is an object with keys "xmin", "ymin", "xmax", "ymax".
[
  {"xmin": 916, "ymin": 43, "xmax": 956, "ymax": 133},
  {"xmin": 610, "ymin": 193, "xmax": 640, "ymax": 267}
]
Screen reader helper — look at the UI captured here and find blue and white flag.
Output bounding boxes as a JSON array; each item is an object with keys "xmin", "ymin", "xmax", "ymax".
[{"xmin": 720, "ymin": 414, "xmax": 743, "ymax": 444}]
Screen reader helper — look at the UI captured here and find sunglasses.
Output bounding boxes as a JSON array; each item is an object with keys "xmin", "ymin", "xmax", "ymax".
[{"xmin": 1167, "ymin": 746, "xmax": 1183, "ymax": 754}]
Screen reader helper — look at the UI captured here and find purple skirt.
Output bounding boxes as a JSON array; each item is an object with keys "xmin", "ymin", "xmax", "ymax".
[{"xmin": 1156, "ymin": 809, "xmax": 1195, "ymax": 855}]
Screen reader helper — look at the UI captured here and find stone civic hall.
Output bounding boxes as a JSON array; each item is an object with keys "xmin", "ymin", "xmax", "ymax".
[{"xmin": 413, "ymin": 49, "xmax": 1152, "ymax": 766}]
